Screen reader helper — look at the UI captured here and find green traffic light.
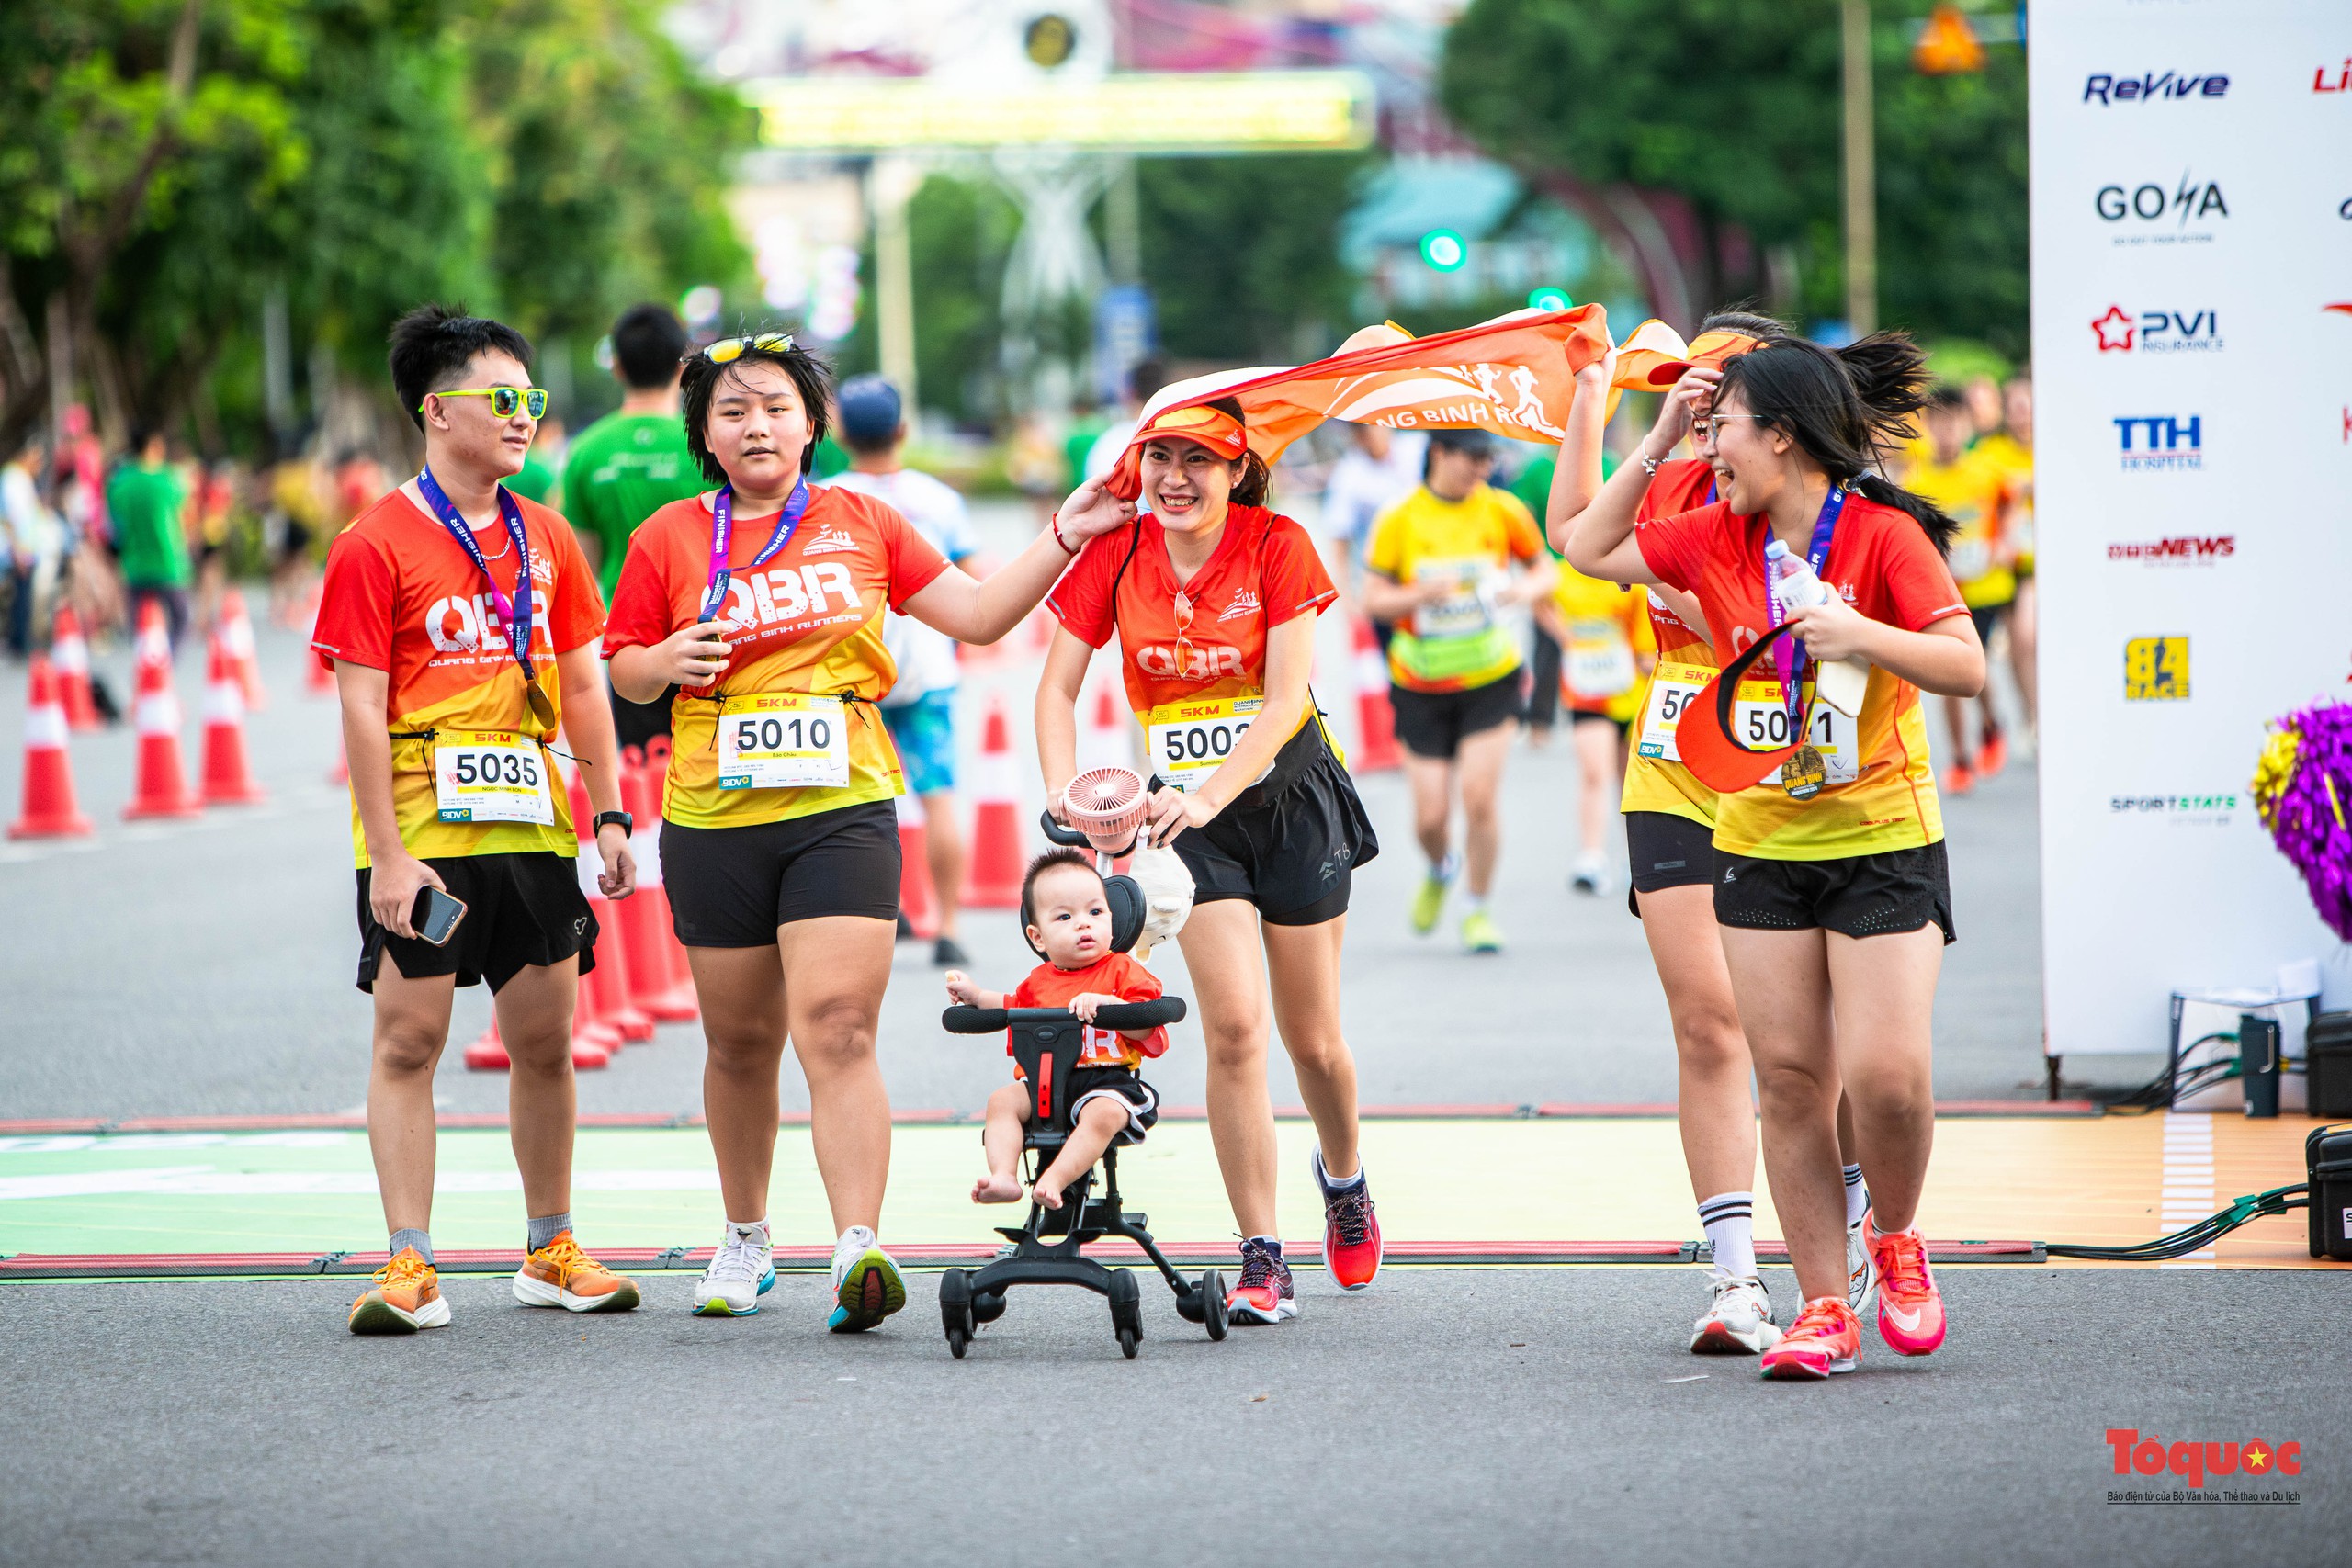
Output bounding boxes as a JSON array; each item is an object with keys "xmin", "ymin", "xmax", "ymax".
[
  {"xmin": 1419, "ymin": 229, "xmax": 1467, "ymax": 273},
  {"xmin": 1528, "ymin": 288, "xmax": 1573, "ymax": 310}
]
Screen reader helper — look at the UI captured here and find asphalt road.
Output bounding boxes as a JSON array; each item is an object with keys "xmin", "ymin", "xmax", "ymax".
[
  {"xmin": 1, "ymin": 1268, "xmax": 2339, "ymax": 1567},
  {"xmin": 0, "ymin": 562, "xmax": 2079, "ymax": 1122}
]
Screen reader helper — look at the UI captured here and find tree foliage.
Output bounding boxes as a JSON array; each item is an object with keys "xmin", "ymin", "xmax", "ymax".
[
  {"xmin": 1440, "ymin": 0, "xmax": 2027, "ymax": 355},
  {"xmin": 1139, "ymin": 151, "xmax": 1377, "ymax": 365},
  {"xmin": 2, "ymin": 0, "xmax": 752, "ymax": 455}
]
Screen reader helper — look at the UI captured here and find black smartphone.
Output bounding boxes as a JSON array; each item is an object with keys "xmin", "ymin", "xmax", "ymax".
[{"xmin": 411, "ymin": 886, "xmax": 468, "ymax": 947}]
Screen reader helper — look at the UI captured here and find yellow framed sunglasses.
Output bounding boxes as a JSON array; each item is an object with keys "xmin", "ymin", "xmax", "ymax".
[
  {"xmin": 424, "ymin": 386, "xmax": 548, "ymax": 419},
  {"xmin": 702, "ymin": 333, "xmax": 796, "ymax": 365}
]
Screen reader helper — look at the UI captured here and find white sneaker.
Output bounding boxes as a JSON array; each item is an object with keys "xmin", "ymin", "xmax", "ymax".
[
  {"xmin": 694, "ymin": 1223, "xmax": 775, "ymax": 1317},
  {"xmin": 1847, "ymin": 1214, "xmax": 1878, "ymax": 1315},
  {"xmin": 1569, "ymin": 852, "xmax": 1608, "ymax": 895},
  {"xmin": 1690, "ymin": 1272, "xmax": 1781, "ymax": 1354}
]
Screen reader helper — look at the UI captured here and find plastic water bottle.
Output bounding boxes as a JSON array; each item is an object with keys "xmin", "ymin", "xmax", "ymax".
[{"xmin": 1766, "ymin": 540, "xmax": 1871, "ymax": 716}]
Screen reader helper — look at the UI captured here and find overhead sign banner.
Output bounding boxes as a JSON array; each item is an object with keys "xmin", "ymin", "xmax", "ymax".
[
  {"xmin": 743, "ymin": 71, "xmax": 1376, "ymax": 153},
  {"xmin": 2029, "ymin": 1, "xmax": 2352, "ymax": 1055}
]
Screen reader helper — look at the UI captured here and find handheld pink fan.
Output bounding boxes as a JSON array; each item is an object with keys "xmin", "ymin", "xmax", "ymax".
[{"xmin": 1062, "ymin": 767, "xmax": 1150, "ymax": 855}]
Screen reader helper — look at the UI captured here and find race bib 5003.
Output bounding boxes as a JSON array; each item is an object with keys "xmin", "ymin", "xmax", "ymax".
[{"xmin": 1145, "ymin": 694, "xmax": 1272, "ymax": 793}]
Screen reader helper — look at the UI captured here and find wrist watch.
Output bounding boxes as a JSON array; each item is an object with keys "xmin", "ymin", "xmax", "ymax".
[{"xmin": 593, "ymin": 810, "xmax": 634, "ymax": 837}]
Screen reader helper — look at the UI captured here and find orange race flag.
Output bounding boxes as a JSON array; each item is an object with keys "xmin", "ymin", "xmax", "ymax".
[{"xmin": 1106, "ymin": 305, "xmax": 1613, "ymax": 500}]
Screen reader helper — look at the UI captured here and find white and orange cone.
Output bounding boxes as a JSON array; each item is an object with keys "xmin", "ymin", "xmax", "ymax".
[
  {"xmin": 966, "ymin": 693, "xmax": 1024, "ymax": 908},
  {"xmin": 1078, "ymin": 679, "xmax": 1134, "ymax": 775},
  {"xmin": 896, "ymin": 791, "xmax": 939, "ymax": 939},
  {"xmin": 122, "ymin": 600, "xmax": 203, "ymax": 821},
  {"xmin": 1351, "ymin": 614, "xmax": 1402, "ymax": 773},
  {"xmin": 48, "ymin": 604, "xmax": 99, "ymax": 730},
  {"xmin": 198, "ymin": 634, "xmax": 268, "ymax": 806},
  {"xmin": 7, "ymin": 656, "xmax": 95, "ymax": 840},
  {"xmin": 570, "ymin": 767, "xmax": 650, "ymax": 1045},
  {"xmin": 219, "ymin": 586, "xmax": 267, "ymax": 711}
]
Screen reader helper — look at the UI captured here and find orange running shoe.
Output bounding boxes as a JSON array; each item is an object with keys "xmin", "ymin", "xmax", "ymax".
[
  {"xmin": 1866, "ymin": 1213, "xmax": 1947, "ymax": 1355},
  {"xmin": 1942, "ymin": 760, "xmax": 1976, "ymax": 796},
  {"xmin": 1758, "ymin": 1296, "xmax": 1860, "ymax": 1380},
  {"xmin": 513, "ymin": 1231, "xmax": 641, "ymax": 1314},
  {"xmin": 1976, "ymin": 729, "xmax": 2008, "ymax": 779},
  {"xmin": 348, "ymin": 1247, "xmax": 450, "ymax": 1335}
]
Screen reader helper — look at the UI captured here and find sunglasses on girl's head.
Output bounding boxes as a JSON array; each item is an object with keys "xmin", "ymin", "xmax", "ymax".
[
  {"xmin": 702, "ymin": 333, "xmax": 797, "ymax": 365},
  {"xmin": 424, "ymin": 386, "xmax": 548, "ymax": 420}
]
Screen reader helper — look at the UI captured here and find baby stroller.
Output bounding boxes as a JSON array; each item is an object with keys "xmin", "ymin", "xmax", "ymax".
[{"xmin": 934, "ymin": 804, "xmax": 1227, "ymax": 1359}]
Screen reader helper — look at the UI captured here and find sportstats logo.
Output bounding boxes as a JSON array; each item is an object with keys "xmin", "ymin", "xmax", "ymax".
[
  {"xmin": 2083, "ymin": 70, "xmax": 2230, "ymax": 103},
  {"xmin": 2090, "ymin": 305, "xmax": 2222, "ymax": 354},
  {"xmin": 2105, "ymin": 1428, "xmax": 2301, "ymax": 1505},
  {"xmin": 2114, "ymin": 414, "xmax": 2203, "ymax": 471},
  {"xmin": 2096, "ymin": 175, "xmax": 2227, "ymax": 246},
  {"xmin": 2109, "ymin": 535, "xmax": 2233, "ymax": 565},
  {"xmin": 2111, "ymin": 791, "xmax": 2237, "ymax": 826}
]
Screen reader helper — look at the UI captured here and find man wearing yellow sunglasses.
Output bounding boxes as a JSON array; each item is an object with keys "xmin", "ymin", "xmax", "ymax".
[{"xmin": 318, "ymin": 304, "xmax": 640, "ymax": 1337}]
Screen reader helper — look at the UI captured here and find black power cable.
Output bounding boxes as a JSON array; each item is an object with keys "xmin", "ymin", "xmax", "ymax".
[{"xmin": 2045, "ymin": 1183, "xmax": 2310, "ymax": 1261}]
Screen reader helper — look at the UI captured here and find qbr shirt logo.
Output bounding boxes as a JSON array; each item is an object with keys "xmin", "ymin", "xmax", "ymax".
[
  {"xmin": 424, "ymin": 589, "xmax": 553, "ymax": 656},
  {"xmin": 1135, "ymin": 641, "xmax": 1246, "ymax": 680},
  {"xmin": 712, "ymin": 562, "xmax": 865, "ymax": 635}
]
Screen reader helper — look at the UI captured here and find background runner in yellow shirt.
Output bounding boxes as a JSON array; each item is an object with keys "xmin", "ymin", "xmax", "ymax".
[
  {"xmin": 1535, "ymin": 558, "xmax": 1652, "ymax": 895},
  {"xmin": 1971, "ymin": 375, "xmax": 2037, "ymax": 735},
  {"xmin": 1363, "ymin": 428, "xmax": 1553, "ymax": 953},
  {"xmin": 1901, "ymin": 387, "xmax": 2013, "ymax": 796}
]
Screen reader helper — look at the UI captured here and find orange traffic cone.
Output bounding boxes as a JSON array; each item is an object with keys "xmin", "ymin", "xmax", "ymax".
[
  {"xmin": 1078, "ymin": 680, "xmax": 1133, "ymax": 774},
  {"xmin": 463, "ymin": 1019, "xmax": 512, "ymax": 1071},
  {"xmin": 570, "ymin": 767, "xmax": 650, "ymax": 1044},
  {"xmin": 122, "ymin": 600, "xmax": 203, "ymax": 820},
  {"xmin": 199, "ymin": 634, "xmax": 268, "ymax": 806},
  {"xmin": 616, "ymin": 751, "xmax": 695, "ymax": 1022},
  {"xmin": 897, "ymin": 793, "xmax": 939, "ymax": 939},
  {"xmin": 642, "ymin": 738, "xmax": 701, "ymax": 1018},
  {"xmin": 8, "ymin": 656, "xmax": 95, "ymax": 840},
  {"xmin": 1350, "ymin": 614, "xmax": 1402, "ymax": 773},
  {"xmin": 966, "ymin": 693, "xmax": 1024, "ymax": 908},
  {"xmin": 219, "ymin": 587, "xmax": 267, "ymax": 711},
  {"xmin": 305, "ymin": 610, "xmax": 336, "ymax": 697},
  {"xmin": 48, "ymin": 604, "xmax": 99, "ymax": 730},
  {"xmin": 328, "ymin": 734, "xmax": 347, "ymax": 785}
]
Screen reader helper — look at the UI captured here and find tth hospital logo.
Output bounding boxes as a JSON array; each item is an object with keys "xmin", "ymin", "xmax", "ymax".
[
  {"xmin": 2114, "ymin": 415, "xmax": 2203, "ymax": 471},
  {"xmin": 2091, "ymin": 306, "xmax": 2221, "ymax": 354}
]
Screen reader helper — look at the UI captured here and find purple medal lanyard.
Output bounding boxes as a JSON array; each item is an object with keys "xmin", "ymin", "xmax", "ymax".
[
  {"xmin": 697, "ymin": 479, "xmax": 811, "ymax": 625},
  {"xmin": 1762, "ymin": 482, "xmax": 1847, "ymax": 729},
  {"xmin": 417, "ymin": 468, "xmax": 554, "ymax": 728}
]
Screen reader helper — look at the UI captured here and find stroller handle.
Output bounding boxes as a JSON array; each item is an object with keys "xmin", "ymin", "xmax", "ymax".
[
  {"xmin": 1039, "ymin": 778, "xmax": 1162, "ymax": 854},
  {"xmin": 941, "ymin": 999, "xmax": 1188, "ymax": 1034}
]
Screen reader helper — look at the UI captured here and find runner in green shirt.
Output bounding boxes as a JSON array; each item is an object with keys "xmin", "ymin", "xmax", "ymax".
[
  {"xmin": 570, "ymin": 304, "xmax": 704, "ymax": 746},
  {"xmin": 106, "ymin": 430, "xmax": 193, "ymax": 653}
]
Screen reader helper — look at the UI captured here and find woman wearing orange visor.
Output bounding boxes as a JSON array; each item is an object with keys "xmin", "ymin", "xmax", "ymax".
[{"xmin": 1036, "ymin": 397, "xmax": 1381, "ymax": 1325}]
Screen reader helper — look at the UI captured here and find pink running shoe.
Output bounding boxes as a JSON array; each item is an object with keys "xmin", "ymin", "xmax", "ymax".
[
  {"xmin": 1758, "ymin": 1296, "xmax": 1860, "ymax": 1381},
  {"xmin": 1866, "ymin": 1212, "xmax": 1947, "ymax": 1356}
]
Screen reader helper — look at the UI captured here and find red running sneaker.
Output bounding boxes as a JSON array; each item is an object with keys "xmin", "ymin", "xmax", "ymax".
[
  {"xmin": 1312, "ymin": 1149, "xmax": 1383, "ymax": 1291},
  {"xmin": 1758, "ymin": 1296, "xmax": 1861, "ymax": 1381},
  {"xmin": 1867, "ymin": 1213, "xmax": 1947, "ymax": 1355},
  {"xmin": 1225, "ymin": 1237, "xmax": 1298, "ymax": 1325},
  {"xmin": 1976, "ymin": 728, "xmax": 2008, "ymax": 779},
  {"xmin": 1942, "ymin": 760, "xmax": 1976, "ymax": 796}
]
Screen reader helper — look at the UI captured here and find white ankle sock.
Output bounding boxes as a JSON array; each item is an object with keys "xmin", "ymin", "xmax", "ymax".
[
  {"xmin": 1842, "ymin": 1165, "xmax": 1868, "ymax": 1226},
  {"xmin": 1698, "ymin": 1191, "xmax": 1757, "ymax": 1280}
]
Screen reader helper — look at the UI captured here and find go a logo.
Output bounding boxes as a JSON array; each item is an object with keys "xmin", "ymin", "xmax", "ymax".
[
  {"xmin": 2115, "ymin": 414, "xmax": 2202, "ymax": 471},
  {"xmin": 2090, "ymin": 305, "xmax": 2222, "ymax": 354},
  {"xmin": 2105, "ymin": 1428, "xmax": 2301, "ymax": 1495},
  {"xmin": 2095, "ymin": 175, "xmax": 2227, "ymax": 246},
  {"xmin": 2124, "ymin": 636, "xmax": 2189, "ymax": 702},
  {"xmin": 425, "ymin": 589, "xmax": 551, "ymax": 655}
]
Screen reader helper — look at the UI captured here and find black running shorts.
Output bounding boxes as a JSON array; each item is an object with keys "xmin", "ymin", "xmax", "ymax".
[
  {"xmin": 356, "ymin": 850, "xmax": 597, "ymax": 996},
  {"xmin": 1388, "ymin": 671, "xmax": 1523, "ymax": 761},
  {"xmin": 662, "ymin": 799, "xmax": 901, "ymax": 946},
  {"xmin": 1172, "ymin": 744, "xmax": 1378, "ymax": 926},
  {"xmin": 1713, "ymin": 840, "xmax": 1955, "ymax": 943},
  {"xmin": 1624, "ymin": 809, "xmax": 1716, "ymax": 918},
  {"xmin": 1062, "ymin": 1067, "xmax": 1160, "ymax": 1138}
]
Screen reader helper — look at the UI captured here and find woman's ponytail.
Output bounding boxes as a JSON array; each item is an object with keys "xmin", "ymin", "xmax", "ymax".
[
  {"xmin": 1831, "ymin": 332, "xmax": 1932, "ymax": 455},
  {"xmin": 1849, "ymin": 471, "xmax": 1957, "ymax": 557}
]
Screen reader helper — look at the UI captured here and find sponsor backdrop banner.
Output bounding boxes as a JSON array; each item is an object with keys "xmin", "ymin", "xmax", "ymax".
[{"xmin": 2030, "ymin": 1, "xmax": 2352, "ymax": 1056}]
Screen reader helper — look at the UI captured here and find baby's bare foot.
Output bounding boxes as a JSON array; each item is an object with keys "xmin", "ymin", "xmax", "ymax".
[
  {"xmin": 971, "ymin": 1171, "xmax": 1025, "ymax": 1204},
  {"xmin": 1034, "ymin": 1179, "xmax": 1067, "ymax": 1211}
]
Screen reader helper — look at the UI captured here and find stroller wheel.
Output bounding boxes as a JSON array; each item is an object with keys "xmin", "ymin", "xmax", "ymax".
[
  {"xmin": 939, "ymin": 1268, "xmax": 976, "ymax": 1355},
  {"xmin": 1201, "ymin": 1269, "xmax": 1228, "ymax": 1341},
  {"xmin": 1117, "ymin": 1325, "xmax": 1139, "ymax": 1359},
  {"xmin": 1107, "ymin": 1268, "xmax": 1143, "ymax": 1358}
]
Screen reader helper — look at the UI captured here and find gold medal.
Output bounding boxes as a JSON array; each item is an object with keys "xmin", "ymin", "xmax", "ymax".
[{"xmin": 1781, "ymin": 744, "xmax": 1826, "ymax": 800}]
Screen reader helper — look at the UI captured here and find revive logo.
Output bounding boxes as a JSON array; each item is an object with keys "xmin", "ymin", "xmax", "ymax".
[
  {"xmin": 2105, "ymin": 1428, "xmax": 2301, "ymax": 1491},
  {"xmin": 2083, "ymin": 71, "xmax": 2229, "ymax": 103},
  {"xmin": 2090, "ymin": 305, "xmax": 2222, "ymax": 353},
  {"xmin": 2115, "ymin": 414, "xmax": 2203, "ymax": 470}
]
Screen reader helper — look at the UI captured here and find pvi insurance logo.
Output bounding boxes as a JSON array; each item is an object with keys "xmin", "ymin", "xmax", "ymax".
[
  {"xmin": 2114, "ymin": 414, "xmax": 2203, "ymax": 471},
  {"xmin": 2091, "ymin": 305, "xmax": 2222, "ymax": 354},
  {"xmin": 2105, "ymin": 1429, "xmax": 2302, "ymax": 1505},
  {"xmin": 2096, "ymin": 175, "xmax": 2227, "ymax": 246}
]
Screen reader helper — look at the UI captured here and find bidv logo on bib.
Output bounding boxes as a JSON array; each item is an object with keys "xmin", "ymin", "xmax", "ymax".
[
  {"xmin": 2113, "ymin": 415, "xmax": 2202, "ymax": 472},
  {"xmin": 2095, "ymin": 175, "xmax": 2227, "ymax": 245},
  {"xmin": 2090, "ymin": 306, "xmax": 2221, "ymax": 354}
]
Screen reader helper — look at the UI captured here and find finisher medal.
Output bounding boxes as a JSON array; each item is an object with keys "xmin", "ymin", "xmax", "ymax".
[{"xmin": 1781, "ymin": 744, "xmax": 1827, "ymax": 800}]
